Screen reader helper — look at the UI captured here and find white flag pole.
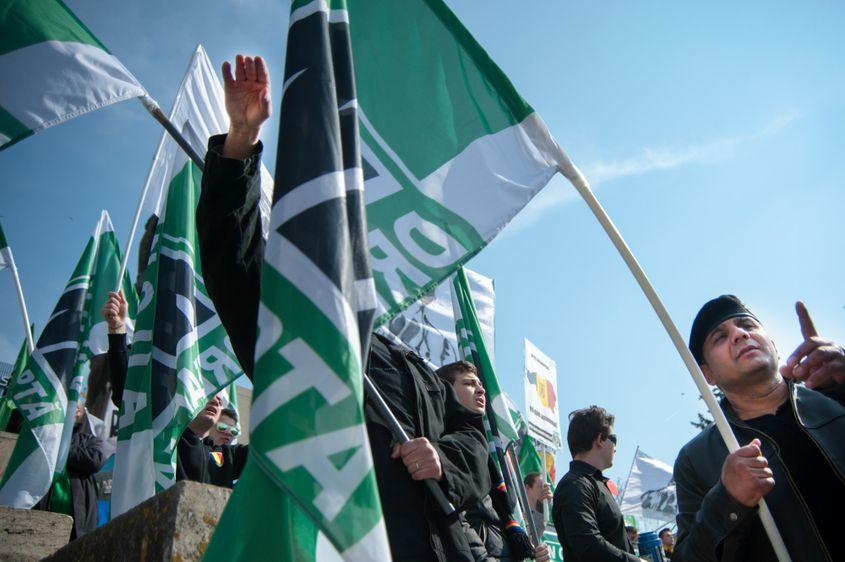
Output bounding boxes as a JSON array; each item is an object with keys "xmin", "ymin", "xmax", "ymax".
[
  {"xmin": 555, "ymin": 158, "xmax": 792, "ymax": 562},
  {"xmin": 8, "ymin": 253, "xmax": 34, "ymax": 353},
  {"xmin": 115, "ymin": 94, "xmax": 206, "ymax": 292},
  {"xmin": 539, "ymin": 442, "xmax": 550, "ymax": 524}
]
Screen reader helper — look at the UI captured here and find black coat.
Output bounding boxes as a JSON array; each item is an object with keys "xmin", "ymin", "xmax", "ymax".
[
  {"xmin": 66, "ymin": 427, "xmax": 108, "ymax": 538},
  {"xmin": 196, "ymin": 134, "xmax": 491, "ymax": 561}
]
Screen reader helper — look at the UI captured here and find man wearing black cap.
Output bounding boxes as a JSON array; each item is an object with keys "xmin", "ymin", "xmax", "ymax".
[{"xmin": 673, "ymin": 295, "xmax": 845, "ymax": 562}]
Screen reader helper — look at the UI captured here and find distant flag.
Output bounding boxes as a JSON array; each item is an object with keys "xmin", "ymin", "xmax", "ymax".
[
  {"xmin": 0, "ymin": 222, "xmax": 11, "ymax": 271},
  {"xmin": 619, "ymin": 449, "xmax": 677, "ymax": 520},
  {"xmin": 204, "ymin": 1, "xmax": 390, "ymax": 560},
  {"xmin": 110, "ymin": 73, "xmax": 247, "ymax": 514},
  {"xmin": 345, "ymin": 0, "xmax": 566, "ymax": 325},
  {"xmin": 0, "ymin": 0, "xmax": 146, "ymax": 151},
  {"xmin": 0, "ymin": 211, "xmax": 132, "ymax": 508},
  {"xmin": 0, "ymin": 329, "xmax": 32, "ymax": 431}
]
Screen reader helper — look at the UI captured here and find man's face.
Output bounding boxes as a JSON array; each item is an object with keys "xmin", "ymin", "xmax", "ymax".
[
  {"xmin": 627, "ymin": 528, "xmax": 638, "ymax": 544},
  {"xmin": 451, "ymin": 372, "xmax": 486, "ymax": 414},
  {"xmin": 196, "ymin": 395, "xmax": 223, "ymax": 427},
  {"xmin": 594, "ymin": 428, "xmax": 616, "ymax": 470},
  {"xmin": 74, "ymin": 402, "xmax": 85, "ymax": 424},
  {"xmin": 210, "ymin": 414, "xmax": 238, "ymax": 446},
  {"xmin": 660, "ymin": 532, "xmax": 674, "ymax": 546},
  {"xmin": 701, "ymin": 316, "xmax": 779, "ymax": 392}
]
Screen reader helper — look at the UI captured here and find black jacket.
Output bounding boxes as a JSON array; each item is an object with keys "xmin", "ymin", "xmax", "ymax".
[
  {"xmin": 107, "ymin": 333, "xmax": 247, "ymax": 488},
  {"xmin": 673, "ymin": 382, "xmax": 845, "ymax": 562},
  {"xmin": 552, "ymin": 460, "xmax": 638, "ymax": 562},
  {"xmin": 67, "ymin": 426, "xmax": 108, "ymax": 538},
  {"xmin": 196, "ymin": 134, "xmax": 491, "ymax": 561}
]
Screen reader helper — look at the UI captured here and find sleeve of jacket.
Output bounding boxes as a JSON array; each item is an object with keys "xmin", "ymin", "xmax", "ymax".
[
  {"xmin": 672, "ymin": 446, "xmax": 756, "ymax": 562},
  {"xmin": 108, "ymin": 333, "xmax": 128, "ymax": 407},
  {"xmin": 67, "ymin": 432, "xmax": 108, "ymax": 477},
  {"xmin": 552, "ymin": 479, "xmax": 640, "ymax": 562},
  {"xmin": 196, "ymin": 134, "xmax": 265, "ymax": 379},
  {"xmin": 431, "ymin": 383, "xmax": 490, "ymax": 511}
]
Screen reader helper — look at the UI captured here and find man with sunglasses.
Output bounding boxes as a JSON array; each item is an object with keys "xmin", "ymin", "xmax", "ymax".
[
  {"xmin": 210, "ymin": 408, "xmax": 240, "ymax": 446},
  {"xmin": 102, "ymin": 292, "xmax": 248, "ymax": 489},
  {"xmin": 552, "ymin": 406, "xmax": 642, "ymax": 562}
]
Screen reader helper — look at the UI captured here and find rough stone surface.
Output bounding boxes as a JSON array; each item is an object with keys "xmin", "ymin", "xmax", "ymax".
[
  {"xmin": 0, "ymin": 506, "xmax": 72, "ymax": 562},
  {"xmin": 0, "ymin": 431, "xmax": 17, "ymax": 480},
  {"xmin": 44, "ymin": 481, "xmax": 231, "ymax": 562}
]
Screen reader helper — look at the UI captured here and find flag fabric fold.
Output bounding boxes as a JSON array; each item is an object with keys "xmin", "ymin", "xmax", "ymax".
[
  {"xmin": 203, "ymin": 1, "xmax": 390, "ymax": 560},
  {"xmin": 0, "ymin": 0, "xmax": 146, "ymax": 151},
  {"xmin": 346, "ymin": 0, "xmax": 565, "ymax": 325},
  {"xmin": 0, "ymin": 210, "xmax": 133, "ymax": 508}
]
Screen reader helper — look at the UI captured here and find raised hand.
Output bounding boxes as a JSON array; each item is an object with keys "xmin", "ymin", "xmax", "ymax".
[
  {"xmin": 780, "ymin": 301, "xmax": 845, "ymax": 389},
  {"xmin": 222, "ymin": 54, "xmax": 272, "ymax": 160},
  {"xmin": 721, "ymin": 438, "xmax": 774, "ymax": 507},
  {"xmin": 101, "ymin": 291, "xmax": 127, "ymax": 334}
]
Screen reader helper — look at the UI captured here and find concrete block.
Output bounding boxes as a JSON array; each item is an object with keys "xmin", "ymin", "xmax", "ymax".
[
  {"xmin": 44, "ymin": 481, "xmax": 231, "ymax": 562},
  {"xmin": 0, "ymin": 506, "xmax": 72, "ymax": 562}
]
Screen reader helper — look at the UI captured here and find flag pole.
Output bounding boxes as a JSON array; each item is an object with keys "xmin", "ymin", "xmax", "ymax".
[
  {"xmin": 618, "ymin": 445, "xmax": 639, "ymax": 508},
  {"xmin": 539, "ymin": 443, "xmax": 550, "ymax": 525},
  {"xmin": 556, "ymin": 159, "xmax": 792, "ymax": 562},
  {"xmin": 8, "ymin": 255, "xmax": 34, "ymax": 353},
  {"xmin": 362, "ymin": 373, "xmax": 456, "ymax": 516},
  {"xmin": 116, "ymin": 95, "xmax": 206, "ymax": 291},
  {"xmin": 506, "ymin": 442, "xmax": 542, "ymax": 545}
]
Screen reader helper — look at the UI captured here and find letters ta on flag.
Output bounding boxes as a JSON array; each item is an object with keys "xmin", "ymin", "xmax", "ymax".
[
  {"xmin": 0, "ymin": 0, "xmax": 145, "ymax": 151},
  {"xmin": 204, "ymin": 1, "xmax": 390, "ymax": 560},
  {"xmin": 0, "ymin": 211, "xmax": 128, "ymax": 508}
]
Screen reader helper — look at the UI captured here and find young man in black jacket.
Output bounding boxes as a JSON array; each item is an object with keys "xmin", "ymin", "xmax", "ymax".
[
  {"xmin": 673, "ymin": 296, "xmax": 845, "ymax": 562},
  {"xmin": 194, "ymin": 54, "xmax": 490, "ymax": 561},
  {"xmin": 101, "ymin": 292, "xmax": 247, "ymax": 489},
  {"xmin": 552, "ymin": 406, "xmax": 641, "ymax": 562}
]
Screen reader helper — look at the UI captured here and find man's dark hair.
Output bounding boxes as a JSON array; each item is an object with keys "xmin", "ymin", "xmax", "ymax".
[
  {"xmin": 220, "ymin": 407, "xmax": 238, "ymax": 423},
  {"xmin": 659, "ymin": 528, "xmax": 672, "ymax": 539},
  {"xmin": 567, "ymin": 405, "xmax": 614, "ymax": 457},
  {"xmin": 626, "ymin": 525, "xmax": 637, "ymax": 533},
  {"xmin": 524, "ymin": 472, "xmax": 543, "ymax": 488},
  {"xmin": 435, "ymin": 360, "xmax": 477, "ymax": 385}
]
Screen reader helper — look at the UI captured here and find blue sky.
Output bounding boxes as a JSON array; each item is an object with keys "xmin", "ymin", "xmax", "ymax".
[{"xmin": 2, "ymin": 0, "xmax": 844, "ymax": 488}]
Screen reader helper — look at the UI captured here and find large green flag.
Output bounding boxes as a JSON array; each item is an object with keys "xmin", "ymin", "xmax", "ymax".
[
  {"xmin": 109, "ymin": 43, "xmax": 252, "ymax": 518},
  {"xmin": 348, "ymin": 0, "xmax": 566, "ymax": 325},
  {"xmin": 0, "ymin": 0, "xmax": 145, "ymax": 151},
  {"xmin": 204, "ymin": 1, "xmax": 390, "ymax": 560},
  {"xmin": 0, "ymin": 211, "xmax": 133, "ymax": 507}
]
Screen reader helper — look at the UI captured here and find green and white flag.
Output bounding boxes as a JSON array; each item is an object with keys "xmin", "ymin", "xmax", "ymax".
[
  {"xmin": 204, "ymin": 1, "xmax": 390, "ymax": 560},
  {"xmin": 110, "ymin": 134, "xmax": 247, "ymax": 516},
  {"xmin": 0, "ymin": 329, "xmax": 31, "ymax": 431},
  {"xmin": 0, "ymin": 210, "xmax": 132, "ymax": 507},
  {"xmin": 0, "ymin": 222, "xmax": 11, "ymax": 271},
  {"xmin": 347, "ymin": 0, "xmax": 566, "ymax": 325},
  {"xmin": 0, "ymin": 0, "xmax": 145, "ymax": 151},
  {"xmin": 452, "ymin": 266, "xmax": 519, "ymax": 447}
]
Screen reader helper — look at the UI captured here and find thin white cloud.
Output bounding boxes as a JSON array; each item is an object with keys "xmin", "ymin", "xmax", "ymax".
[{"xmin": 503, "ymin": 112, "xmax": 798, "ymax": 236}]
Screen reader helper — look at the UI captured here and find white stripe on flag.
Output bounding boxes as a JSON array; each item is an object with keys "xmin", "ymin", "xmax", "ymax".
[
  {"xmin": 270, "ymin": 168, "xmax": 363, "ymax": 230},
  {"xmin": 0, "ymin": 40, "xmax": 144, "ymax": 131}
]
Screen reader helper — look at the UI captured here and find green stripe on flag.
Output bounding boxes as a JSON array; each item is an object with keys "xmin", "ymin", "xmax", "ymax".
[
  {"xmin": 349, "ymin": 0, "xmax": 533, "ymax": 179},
  {"xmin": 0, "ymin": 0, "xmax": 106, "ymax": 57}
]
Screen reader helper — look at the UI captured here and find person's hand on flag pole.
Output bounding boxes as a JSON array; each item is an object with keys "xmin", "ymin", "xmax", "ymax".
[
  {"xmin": 720, "ymin": 438, "xmax": 775, "ymax": 507},
  {"xmin": 221, "ymin": 54, "xmax": 272, "ymax": 160},
  {"xmin": 391, "ymin": 438, "xmax": 443, "ymax": 481},
  {"xmin": 534, "ymin": 543, "xmax": 551, "ymax": 562},
  {"xmin": 780, "ymin": 301, "xmax": 845, "ymax": 390},
  {"xmin": 101, "ymin": 291, "xmax": 128, "ymax": 334}
]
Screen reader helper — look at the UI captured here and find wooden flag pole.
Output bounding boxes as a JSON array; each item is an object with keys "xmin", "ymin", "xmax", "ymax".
[
  {"xmin": 115, "ymin": 95, "xmax": 206, "ymax": 292},
  {"xmin": 8, "ymin": 254, "xmax": 34, "ymax": 353},
  {"xmin": 555, "ymin": 157, "xmax": 792, "ymax": 562}
]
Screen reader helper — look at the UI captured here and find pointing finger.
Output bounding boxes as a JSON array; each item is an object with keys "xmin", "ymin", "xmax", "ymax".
[{"xmin": 796, "ymin": 301, "xmax": 818, "ymax": 340}]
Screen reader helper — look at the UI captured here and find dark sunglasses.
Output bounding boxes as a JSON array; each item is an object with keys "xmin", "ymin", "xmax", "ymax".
[
  {"xmin": 216, "ymin": 422, "xmax": 240, "ymax": 437},
  {"xmin": 606, "ymin": 433, "xmax": 617, "ymax": 445}
]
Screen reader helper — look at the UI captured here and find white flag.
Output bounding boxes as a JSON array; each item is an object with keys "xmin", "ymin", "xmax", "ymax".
[{"xmin": 620, "ymin": 449, "xmax": 678, "ymax": 521}]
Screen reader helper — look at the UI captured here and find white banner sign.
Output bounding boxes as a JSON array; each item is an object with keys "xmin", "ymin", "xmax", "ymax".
[
  {"xmin": 620, "ymin": 449, "xmax": 677, "ymax": 521},
  {"xmin": 524, "ymin": 338, "xmax": 561, "ymax": 449},
  {"xmin": 379, "ymin": 268, "xmax": 495, "ymax": 369}
]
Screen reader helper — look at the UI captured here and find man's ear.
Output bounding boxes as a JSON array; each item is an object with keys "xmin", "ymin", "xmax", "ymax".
[
  {"xmin": 700, "ymin": 362, "xmax": 716, "ymax": 385},
  {"xmin": 593, "ymin": 434, "xmax": 604, "ymax": 450}
]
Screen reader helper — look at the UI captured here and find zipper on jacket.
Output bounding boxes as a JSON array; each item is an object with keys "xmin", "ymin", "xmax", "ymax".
[{"xmin": 734, "ymin": 421, "xmax": 832, "ymax": 562}]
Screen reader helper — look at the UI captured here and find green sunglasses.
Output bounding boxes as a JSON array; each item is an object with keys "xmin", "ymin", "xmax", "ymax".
[{"xmin": 216, "ymin": 422, "xmax": 241, "ymax": 437}]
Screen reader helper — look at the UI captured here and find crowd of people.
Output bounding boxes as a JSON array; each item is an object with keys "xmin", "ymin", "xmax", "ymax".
[{"xmin": 21, "ymin": 52, "xmax": 845, "ymax": 562}]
